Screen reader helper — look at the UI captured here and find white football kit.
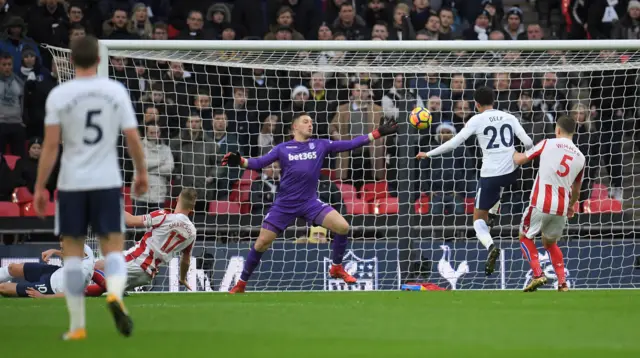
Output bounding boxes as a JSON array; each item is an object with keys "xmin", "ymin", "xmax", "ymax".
[
  {"xmin": 520, "ymin": 138, "xmax": 586, "ymax": 239},
  {"xmin": 124, "ymin": 210, "xmax": 197, "ymax": 289},
  {"xmin": 49, "ymin": 244, "xmax": 96, "ymax": 294}
]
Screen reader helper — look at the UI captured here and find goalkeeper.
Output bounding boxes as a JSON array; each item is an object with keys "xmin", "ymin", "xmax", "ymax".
[{"xmin": 222, "ymin": 113, "xmax": 397, "ymax": 293}]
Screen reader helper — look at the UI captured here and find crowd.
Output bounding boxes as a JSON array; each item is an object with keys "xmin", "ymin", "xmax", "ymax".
[{"xmin": 0, "ymin": 0, "xmax": 637, "ymax": 218}]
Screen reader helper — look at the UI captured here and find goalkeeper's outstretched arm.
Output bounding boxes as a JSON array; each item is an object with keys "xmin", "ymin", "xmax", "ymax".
[
  {"xmin": 327, "ymin": 119, "xmax": 399, "ymax": 153},
  {"xmin": 222, "ymin": 146, "xmax": 280, "ymax": 170}
]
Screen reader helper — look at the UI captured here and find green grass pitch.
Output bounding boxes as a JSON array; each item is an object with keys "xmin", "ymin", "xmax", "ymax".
[{"xmin": 2, "ymin": 291, "xmax": 639, "ymax": 358}]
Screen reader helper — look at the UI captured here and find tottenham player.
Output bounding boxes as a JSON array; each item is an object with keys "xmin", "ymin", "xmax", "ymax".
[
  {"xmin": 514, "ymin": 116, "xmax": 584, "ymax": 292},
  {"xmin": 222, "ymin": 113, "xmax": 397, "ymax": 293},
  {"xmin": 33, "ymin": 36, "xmax": 148, "ymax": 340},
  {"xmin": 417, "ymin": 87, "xmax": 533, "ymax": 275},
  {"xmin": 84, "ymin": 188, "xmax": 197, "ymax": 296},
  {"xmin": 0, "ymin": 242, "xmax": 94, "ymax": 298}
]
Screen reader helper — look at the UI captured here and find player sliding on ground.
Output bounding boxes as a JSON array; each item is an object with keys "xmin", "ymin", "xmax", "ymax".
[
  {"xmin": 33, "ymin": 35, "xmax": 148, "ymax": 340},
  {"xmin": 513, "ymin": 116, "xmax": 584, "ymax": 292},
  {"xmin": 222, "ymin": 113, "xmax": 397, "ymax": 293},
  {"xmin": 417, "ymin": 87, "xmax": 533, "ymax": 275},
  {"xmin": 84, "ymin": 188, "xmax": 198, "ymax": 296}
]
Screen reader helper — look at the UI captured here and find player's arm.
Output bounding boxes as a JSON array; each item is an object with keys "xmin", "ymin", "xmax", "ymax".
[
  {"xmin": 417, "ymin": 124, "xmax": 475, "ymax": 159},
  {"xmin": 513, "ymin": 119, "xmax": 534, "ymax": 150},
  {"xmin": 513, "ymin": 139, "xmax": 547, "ymax": 166},
  {"xmin": 125, "ymin": 210, "xmax": 166, "ymax": 228},
  {"xmin": 326, "ymin": 118, "xmax": 398, "ymax": 153},
  {"xmin": 179, "ymin": 241, "xmax": 194, "ymax": 291},
  {"xmin": 568, "ymin": 166, "xmax": 585, "ymax": 217},
  {"xmin": 42, "ymin": 248, "xmax": 63, "ymax": 262},
  {"xmin": 26, "ymin": 288, "xmax": 65, "ymax": 298},
  {"xmin": 222, "ymin": 145, "xmax": 280, "ymax": 170},
  {"xmin": 124, "ymin": 211, "xmax": 145, "ymax": 227}
]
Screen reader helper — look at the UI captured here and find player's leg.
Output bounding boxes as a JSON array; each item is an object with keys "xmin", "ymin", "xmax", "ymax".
[
  {"xmin": 0, "ymin": 282, "xmax": 19, "ymax": 296},
  {"xmin": 0, "ymin": 262, "xmax": 27, "ymax": 282},
  {"xmin": 473, "ymin": 178, "xmax": 500, "ymax": 275},
  {"xmin": 519, "ymin": 207, "xmax": 547, "ymax": 292},
  {"xmin": 319, "ymin": 209, "xmax": 358, "ymax": 284},
  {"xmin": 541, "ymin": 216, "xmax": 568, "ymax": 292}
]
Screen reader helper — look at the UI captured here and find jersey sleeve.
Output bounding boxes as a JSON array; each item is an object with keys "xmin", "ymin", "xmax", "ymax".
[
  {"xmin": 426, "ymin": 121, "xmax": 475, "ymax": 158},
  {"xmin": 44, "ymin": 89, "xmax": 60, "ymax": 126},
  {"xmin": 525, "ymin": 139, "xmax": 547, "ymax": 160},
  {"xmin": 142, "ymin": 210, "xmax": 168, "ymax": 229},
  {"xmin": 117, "ymin": 85, "xmax": 138, "ymax": 130},
  {"xmin": 513, "ymin": 117, "xmax": 534, "ymax": 150},
  {"xmin": 325, "ymin": 136, "xmax": 370, "ymax": 153},
  {"xmin": 246, "ymin": 144, "xmax": 280, "ymax": 170}
]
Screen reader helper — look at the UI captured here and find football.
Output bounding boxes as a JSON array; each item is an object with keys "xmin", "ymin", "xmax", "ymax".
[{"xmin": 409, "ymin": 107, "xmax": 432, "ymax": 130}]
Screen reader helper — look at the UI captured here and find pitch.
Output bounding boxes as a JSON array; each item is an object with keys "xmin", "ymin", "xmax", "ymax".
[{"xmin": 2, "ymin": 291, "xmax": 639, "ymax": 357}]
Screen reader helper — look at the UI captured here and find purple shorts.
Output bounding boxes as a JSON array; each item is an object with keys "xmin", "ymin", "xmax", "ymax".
[{"xmin": 262, "ymin": 199, "xmax": 334, "ymax": 234}]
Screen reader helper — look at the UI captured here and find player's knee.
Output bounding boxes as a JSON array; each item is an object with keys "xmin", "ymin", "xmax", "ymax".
[
  {"xmin": 7, "ymin": 263, "xmax": 23, "ymax": 277},
  {"xmin": 255, "ymin": 235, "xmax": 275, "ymax": 252},
  {"xmin": 334, "ymin": 221, "xmax": 350, "ymax": 235},
  {"xmin": 0, "ymin": 283, "xmax": 9, "ymax": 295},
  {"xmin": 542, "ymin": 236, "xmax": 558, "ymax": 248}
]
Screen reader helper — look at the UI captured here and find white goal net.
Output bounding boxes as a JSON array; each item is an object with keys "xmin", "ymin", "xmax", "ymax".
[{"xmin": 47, "ymin": 40, "xmax": 640, "ymax": 291}]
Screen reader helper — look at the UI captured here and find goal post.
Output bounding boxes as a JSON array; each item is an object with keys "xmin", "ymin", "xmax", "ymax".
[{"xmin": 46, "ymin": 40, "xmax": 640, "ymax": 292}]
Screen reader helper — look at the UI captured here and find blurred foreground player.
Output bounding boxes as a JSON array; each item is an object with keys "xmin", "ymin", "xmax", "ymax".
[
  {"xmin": 84, "ymin": 188, "xmax": 198, "ymax": 296},
  {"xmin": 33, "ymin": 35, "xmax": 148, "ymax": 339},
  {"xmin": 513, "ymin": 116, "xmax": 584, "ymax": 292},
  {"xmin": 222, "ymin": 113, "xmax": 397, "ymax": 293}
]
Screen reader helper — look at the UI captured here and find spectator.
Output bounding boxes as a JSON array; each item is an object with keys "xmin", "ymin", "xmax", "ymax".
[
  {"xmin": 391, "ymin": 3, "xmax": 414, "ymax": 40},
  {"xmin": 419, "ymin": 122, "xmax": 467, "ymax": 215},
  {"xmin": 439, "ymin": 7, "xmax": 460, "ymax": 39},
  {"xmin": 564, "ymin": 0, "xmax": 589, "ymax": 39},
  {"xmin": 428, "ymin": 94, "xmax": 449, "ymax": 124},
  {"xmin": 482, "ymin": 0, "xmax": 504, "ymax": 29},
  {"xmin": 333, "ymin": 3, "xmax": 368, "ymax": 40},
  {"xmin": 139, "ymin": 81, "xmax": 179, "ymax": 137},
  {"xmin": 318, "ymin": 173, "xmax": 345, "ymax": 214},
  {"xmin": 569, "ymin": 105, "xmax": 600, "ymax": 206},
  {"xmin": 330, "ymin": 81, "xmax": 386, "ymax": 185},
  {"xmin": 132, "ymin": 124, "xmax": 174, "ymax": 215},
  {"xmin": 410, "ymin": 70, "xmax": 451, "ymax": 107},
  {"xmin": 0, "ymin": 0, "xmax": 16, "ymax": 27},
  {"xmin": 141, "ymin": 105, "xmax": 161, "ymax": 127},
  {"xmin": 250, "ymin": 162, "xmax": 280, "ymax": 215},
  {"xmin": 103, "ymin": 8, "xmax": 139, "ymax": 39},
  {"xmin": 463, "ymin": 10, "xmax": 491, "ymax": 40},
  {"xmin": 371, "ymin": 21, "xmax": 390, "ymax": 40},
  {"xmin": 58, "ymin": 3, "xmax": 91, "ymax": 46},
  {"xmin": 518, "ymin": 23, "xmax": 543, "ymax": 40},
  {"xmin": 211, "ymin": 110, "xmax": 241, "ymax": 198},
  {"xmin": 415, "ymin": 29, "xmax": 435, "ymax": 40},
  {"xmin": 451, "ymin": 99, "xmax": 471, "ymax": 132},
  {"xmin": 295, "ymin": 226, "xmax": 330, "ymax": 244},
  {"xmin": 192, "ymin": 87, "xmax": 213, "ymax": 129},
  {"xmin": 131, "ymin": 59, "xmax": 152, "ymax": 99},
  {"xmin": 170, "ymin": 115, "xmax": 219, "ymax": 212},
  {"xmin": 0, "ymin": 16, "xmax": 41, "ymax": 75},
  {"xmin": 25, "ymin": 0, "xmax": 68, "ymax": 47},
  {"xmin": 410, "ymin": 0, "xmax": 431, "ymax": 30},
  {"xmin": 152, "ymin": 22, "xmax": 169, "ymax": 40},
  {"xmin": 258, "ymin": 114, "xmax": 278, "ymax": 155},
  {"xmin": 23, "ymin": 50, "xmax": 55, "ymax": 139},
  {"xmin": 265, "ymin": 6, "xmax": 305, "ymax": 40},
  {"xmin": 492, "ymin": 72, "xmax": 517, "ymax": 112},
  {"xmin": 504, "ymin": 7, "xmax": 525, "ymax": 40},
  {"xmin": 13, "ymin": 137, "xmax": 41, "ymax": 194},
  {"xmin": 67, "ymin": 23, "xmax": 87, "ymax": 47},
  {"xmin": 587, "ymin": 0, "xmax": 626, "ymax": 39},
  {"xmin": 278, "ymin": 85, "xmax": 309, "ymax": 137},
  {"xmin": 177, "ymin": 10, "xmax": 215, "ymax": 39},
  {"xmin": 534, "ymin": 72, "xmax": 567, "ymax": 121},
  {"xmin": 450, "ymin": 74, "xmax": 472, "ymax": 102},
  {"xmin": 248, "ymin": 68, "xmax": 281, "ymax": 114},
  {"xmin": 231, "ymin": 0, "xmax": 277, "ymax": 38},
  {"xmin": 224, "ymin": 85, "xmax": 260, "ymax": 155},
  {"xmin": 612, "ymin": 1, "xmax": 640, "ymax": 39},
  {"xmin": 17, "ymin": 47, "xmax": 38, "ymax": 82},
  {"xmin": 306, "ymin": 71, "xmax": 338, "ymax": 139},
  {"xmin": 515, "ymin": 91, "xmax": 554, "ymax": 145},
  {"xmin": 128, "ymin": 3, "xmax": 153, "ymax": 39},
  {"xmin": 316, "ymin": 21, "xmax": 334, "ymax": 40},
  {"xmin": 0, "ymin": 155, "xmax": 16, "ymax": 201},
  {"xmin": 489, "ymin": 29, "xmax": 505, "ymax": 40},
  {"xmin": 0, "ymin": 52, "xmax": 25, "ymax": 156},
  {"xmin": 109, "ymin": 57, "xmax": 140, "ymax": 102},
  {"xmin": 273, "ymin": 25, "xmax": 295, "ymax": 40},
  {"xmin": 206, "ymin": 3, "xmax": 231, "ymax": 38},
  {"xmin": 162, "ymin": 61, "xmax": 197, "ymax": 111},
  {"xmin": 425, "ymin": 12, "xmax": 442, "ymax": 40},
  {"xmin": 220, "ymin": 23, "xmax": 239, "ymax": 40},
  {"xmin": 365, "ymin": 0, "xmax": 393, "ymax": 30}
]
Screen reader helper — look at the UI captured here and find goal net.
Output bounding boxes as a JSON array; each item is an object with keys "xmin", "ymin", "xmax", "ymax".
[{"xmin": 47, "ymin": 40, "xmax": 640, "ymax": 292}]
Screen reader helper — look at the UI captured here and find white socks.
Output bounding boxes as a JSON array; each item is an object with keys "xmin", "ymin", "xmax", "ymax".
[
  {"xmin": 0, "ymin": 267, "xmax": 12, "ymax": 283},
  {"xmin": 105, "ymin": 252, "xmax": 127, "ymax": 300},
  {"xmin": 63, "ymin": 256, "xmax": 86, "ymax": 331},
  {"xmin": 489, "ymin": 201, "xmax": 500, "ymax": 215},
  {"xmin": 473, "ymin": 219, "xmax": 494, "ymax": 250}
]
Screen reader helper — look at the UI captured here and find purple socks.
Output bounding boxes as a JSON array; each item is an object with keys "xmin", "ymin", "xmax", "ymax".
[
  {"xmin": 240, "ymin": 247, "xmax": 264, "ymax": 282},
  {"xmin": 331, "ymin": 233, "xmax": 348, "ymax": 265}
]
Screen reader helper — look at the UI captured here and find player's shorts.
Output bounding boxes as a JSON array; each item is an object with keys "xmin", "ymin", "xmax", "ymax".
[
  {"xmin": 475, "ymin": 170, "xmax": 518, "ymax": 210},
  {"xmin": 56, "ymin": 187, "xmax": 124, "ymax": 237},
  {"xmin": 15, "ymin": 263, "xmax": 60, "ymax": 297},
  {"xmin": 262, "ymin": 199, "xmax": 335, "ymax": 234},
  {"xmin": 125, "ymin": 261, "xmax": 153, "ymax": 290},
  {"xmin": 520, "ymin": 206, "xmax": 567, "ymax": 240}
]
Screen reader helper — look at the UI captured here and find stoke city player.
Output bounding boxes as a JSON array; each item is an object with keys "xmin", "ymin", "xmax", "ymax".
[
  {"xmin": 0, "ymin": 242, "xmax": 94, "ymax": 298},
  {"xmin": 33, "ymin": 35, "xmax": 148, "ymax": 339},
  {"xmin": 84, "ymin": 188, "xmax": 197, "ymax": 296},
  {"xmin": 416, "ymin": 87, "xmax": 534, "ymax": 275},
  {"xmin": 222, "ymin": 113, "xmax": 397, "ymax": 293},
  {"xmin": 513, "ymin": 115, "xmax": 585, "ymax": 292}
]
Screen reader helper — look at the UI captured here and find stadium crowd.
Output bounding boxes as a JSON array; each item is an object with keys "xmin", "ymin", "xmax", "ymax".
[{"xmin": 0, "ymin": 0, "xmax": 637, "ymax": 222}]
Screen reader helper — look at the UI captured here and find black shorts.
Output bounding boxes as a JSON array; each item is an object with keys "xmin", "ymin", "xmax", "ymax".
[
  {"xmin": 15, "ymin": 263, "xmax": 60, "ymax": 297},
  {"xmin": 55, "ymin": 187, "xmax": 124, "ymax": 237},
  {"xmin": 475, "ymin": 170, "xmax": 518, "ymax": 210}
]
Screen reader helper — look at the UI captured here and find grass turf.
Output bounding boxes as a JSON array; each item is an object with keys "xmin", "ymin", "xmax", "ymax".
[{"xmin": 1, "ymin": 291, "xmax": 639, "ymax": 358}]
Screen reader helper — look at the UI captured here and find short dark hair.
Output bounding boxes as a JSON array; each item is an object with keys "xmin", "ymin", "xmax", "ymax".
[
  {"xmin": 69, "ymin": 23, "xmax": 86, "ymax": 34},
  {"xmin": 339, "ymin": 2, "xmax": 354, "ymax": 10},
  {"xmin": 473, "ymin": 86, "xmax": 494, "ymax": 106},
  {"xmin": 556, "ymin": 115, "xmax": 576, "ymax": 135},
  {"xmin": 0, "ymin": 52, "xmax": 12, "ymax": 61},
  {"xmin": 439, "ymin": 7, "xmax": 454, "ymax": 15},
  {"xmin": 373, "ymin": 20, "xmax": 388, "ymax": 28},
  {"xmin": 70, "ymin": 35, "xmax": 99, "ymax": 69},
  {"xmin": 213, "ymin": 108, "xmax": 226, "ymax": 117},
  {"xmin": 293, "ymin": 112, "xmax": 310, "ymax": 124},
  {"xmin": 153, "ymin": 22, "xmax": 168, "ymax": 32}
]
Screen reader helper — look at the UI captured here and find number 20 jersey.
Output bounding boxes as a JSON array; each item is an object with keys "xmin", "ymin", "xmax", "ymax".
[
  {"xmin": 125, "ymin": 210, "xmax": 197, "ymax": 276},
  {"xmin": 466, "ymin": 109, "xmax": 532, "ymax": 178},
  {"xmin": 44, "ymin": 76, "xmax": 138, "ymax": 191}
]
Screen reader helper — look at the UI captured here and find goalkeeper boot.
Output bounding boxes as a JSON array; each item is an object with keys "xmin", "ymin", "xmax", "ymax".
[
  {"xmin": 329, "ymin": 264, "xmax": 357, "ymax": 284},
  {"xmin": 106, "ymin": 294, "xmax": 133, "ymax": 337},
  {"xmin": 484, "ymin": 244, "xmax": 501, "ymax": 276},
  {"xmin": 558, "ymin": 283, "xmax": 569, "ymax": 292},
  {"xmin": 524, "ymin": 276, "xmax": 548, "ymax": 292},
  {"xmin": 230, "ymin": 280, "xmax": 247, "ymax": 294},
  {"xmin": 61, "ymin": 328, "xmax": 87, "ymax": 341}
]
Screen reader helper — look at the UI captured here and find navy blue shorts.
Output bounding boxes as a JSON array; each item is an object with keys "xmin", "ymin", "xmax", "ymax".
[
  {"xmin": 15, "ymin": 263, "xmax": 60, "ymax": 297},
  {"xmin": 475, "ymin": 170, "xmax": 518, "ymax": 210},
  {"xmin": 55, "ymin": 187, "xmax": 124, "ymax": 237}
]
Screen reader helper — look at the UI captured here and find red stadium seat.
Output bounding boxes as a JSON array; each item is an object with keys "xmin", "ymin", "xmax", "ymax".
[
  {"xmin": 22, "ymin": 202, "xmax": 56, "ymax": 216},
  {"xmin": 241, "ymin": 169, "xmax": 259, "ymax": 181},
  {"xmin": 12, "ymin": 186, "xmax": 33, "ymax": 205},
  {"xmin": 122, "ymin": 187, "xmax": 133, "ymax": 214},
  {"xmin": 464, "ymin": 197, "xmax": 475, "ymax": 214},
  {"xmin": 361, "ymin": 181, "xmax": 389, "ymax": 202},
  {"xmin": 373, "ymin": 196, "xmax": 399, "ymax": 214},
  {"xmin": 414, "ymin": 195, "xmax": 430, "ymax": 214},
  {"xmin": 320, "ymin": 168, "xmax": 338, "ymax": 180},
  {"xmin": 336, "ymin": 183, "xmax": 357, "ymax": 201},
  {"xmin": 591, "ymin": 184, "xmax": 609, "ymax": 200},
  {"xmin": 3, "ymin": 155, "xmax": 19, "ymax": 170},
  {"xmin": 208, "ymin": 200, "xmax": 242, "ymax": 215},
  {"xmin": 583, "ymin": 199, "xmax": 622, "ymax": 214},
  {"xmin": 0, "ymin": 202, "xmax": 20, "ymax": 217},
  {"xmin": 344, "ymin": 198, "xmax": 370, "ymax": 215}
]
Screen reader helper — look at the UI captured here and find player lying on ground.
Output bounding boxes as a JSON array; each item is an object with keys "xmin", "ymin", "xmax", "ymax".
[
  {"xmin": 84, "ymin": 188, "xmax": 197, "ymax": 296},
  {"xmin": 513, "ymin": 115, "xmax": 584, "ymax": 292},
  {"xmin": 416, "ymin": 87, "xmax": 533, "ymax": 275},
  {"xmin": 33, "ymin": 35, "xmax": 148, "ymax": 339},
  {"xmin": 0, "ymin": 241, "xmax": 94, "ymax": 298},
  {"xmin": 222, "ymin": 112, "xmax": 398, "ymax": 293}
]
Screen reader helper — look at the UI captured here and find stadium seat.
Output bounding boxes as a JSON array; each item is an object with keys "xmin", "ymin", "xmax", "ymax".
[
  {"xmin": 414, "ymin": 195, "xmax": 430, "ymax": 214},
  {"xmin": 336, "ymin": 183, "xmax": 357, "ymax": 201},
  {"xmin": 320, "ymin": 168, "xmax": 338, "ymax": 180},
  {"xmin": 0, "ymin": 202, "xmax": 20, "ymax": 217},
  {"xmin": 583, "ymin": 199, "xmax": 622, "ymax": 213},
  {"xmin": 3, "ymin": 155, "xmax": 19, "ymax": 170},
  {"xmin": 208, "ymin": 200, "xmax": 242, "ymax": 215},
  {"xmin": 12, "ymin": 186, "xmax": 33, "ymax": 205},
  {"xmin": 591, "ymin": 184, "xmax": 609, "ymax": 200},
  {"xmin": 344, "ymin": 198, "xmax": 370, "ymax": 215},
  {"xmin": 121, "ymin": 187, "xmax": 133, "ymax": 214},
  {"xmin": 241, "ymin": 169, "xmax": 259, "ymax": 181},
  {"xmin": 373, "ymin": 196, "xmax": 399, "ymax": 214},
  {"xmin": 22, "ymin": 202, "xmax": 56, "ymax": 216},
  {"xmin": 361, "ymin": 181, "xmax": 389, "ymax": 202},
  {"xmin": 464, "ymin": 197, "xmax": 475, "ymax": 214}
]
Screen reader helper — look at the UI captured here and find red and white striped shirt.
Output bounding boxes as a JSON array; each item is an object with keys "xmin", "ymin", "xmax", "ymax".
[
  {"xmin": 125, "ymin": 210, "xmax": 197, "ymax": 276},
  {"xmin": 525, "ymin": 138, "xmax": 585, "ymax": 216}
]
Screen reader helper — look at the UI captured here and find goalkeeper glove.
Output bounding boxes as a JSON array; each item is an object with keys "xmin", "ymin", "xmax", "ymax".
[
  {"xmin": 222, "ymin": 152, "xmax": 246, "ymax": 167},
  {"xmin": 371, "ymin": 118, "xmax": 399, "ymax": 140}
]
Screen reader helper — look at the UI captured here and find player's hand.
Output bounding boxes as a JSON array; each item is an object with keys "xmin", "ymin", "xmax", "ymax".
[
  {"xmin": 372, "ymin": 118, "xmax": 398, "ymax": 139},
  {"xmin": 180, "ymin": 278, "xmax": 192, "ymax": 291},
  {"xmin": 222, "ymin": 152, "xmax": 244, "ymax": 167},
  {"xmin": 567, "ymin": 206, "xmax": 575, "ymax": 218},
  {"xmin": 26, "ymin": 288, "xmax": 45, "ymax": 298},
  {"xmin": 33, "ymin": 187, "xmax": 48, "ymax": 219},
  {"xmin": 41, "ymin": 249, "xmax": 56, "ymax": 262},
  {"xmin": 133, "ymin": 172, "xmax": 149, "ymax": 197},
  {"xmin": 416, "ymin": 152, "xmax": 429, "ymax": 160}
]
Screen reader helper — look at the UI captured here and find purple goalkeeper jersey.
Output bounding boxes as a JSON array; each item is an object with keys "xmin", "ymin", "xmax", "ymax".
[{"xmin": 246, "ymin": 136, "xmax": 371, "ymax": 209}]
